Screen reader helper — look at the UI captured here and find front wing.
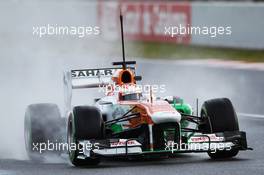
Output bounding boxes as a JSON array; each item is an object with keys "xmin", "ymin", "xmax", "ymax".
[{"xmin": 75, "ymin": 131, "xmax": 250, "ymax": 159}]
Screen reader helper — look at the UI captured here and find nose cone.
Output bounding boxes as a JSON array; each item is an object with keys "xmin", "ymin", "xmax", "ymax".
[{"xmin": 150, "ymin": 111, "xmax": 181, "ymax": 124}]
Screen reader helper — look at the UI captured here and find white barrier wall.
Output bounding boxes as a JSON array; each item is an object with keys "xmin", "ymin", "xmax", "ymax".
[
  {"xmin": 98, "ymin": 1, "xmax": 264, "ymax": 50},
  {"xmin": 191, "ymin": 2, "xmax": 264, "ymax": 49}
]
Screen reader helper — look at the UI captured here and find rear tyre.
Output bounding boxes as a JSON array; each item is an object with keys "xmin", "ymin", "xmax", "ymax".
[
  {"xmin": 24, "ymin": 103, "xmax": 63, "ymax": 161},
  {"xmin": 68, "ymin": 106, "xmax": 104, "ymax": 166},
  {"xmin": 199, "ymin": 98, "xmax": 239, "ymax": 159}
]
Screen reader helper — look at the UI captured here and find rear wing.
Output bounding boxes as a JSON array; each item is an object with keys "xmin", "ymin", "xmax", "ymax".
[
  {"xmin": 63, "ymin": 67, "xmax": 136, "ymax": 111},
  {"xmin": 70, "ymin": 68, "xmax": 124, "ymax": 89}
]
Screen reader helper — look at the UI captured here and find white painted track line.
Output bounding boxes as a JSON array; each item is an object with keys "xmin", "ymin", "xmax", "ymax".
[{"xmin": 238, "ymin": 112, "xmax": 264, "ymax": 119}]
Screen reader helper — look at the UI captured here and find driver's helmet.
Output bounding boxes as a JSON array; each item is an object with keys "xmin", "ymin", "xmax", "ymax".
[{"xmin": 118, "ymin": 84, "xmax": 142, "ymax": 101}]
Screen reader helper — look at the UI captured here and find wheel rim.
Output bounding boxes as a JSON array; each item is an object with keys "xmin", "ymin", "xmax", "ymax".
[
  {"xmin": 24, "ymin": 112, "xmax": 32, "ymax": 154},
  {"xmin": 67, "ymin": 115, "xmax": 76, "ymax": 161}
]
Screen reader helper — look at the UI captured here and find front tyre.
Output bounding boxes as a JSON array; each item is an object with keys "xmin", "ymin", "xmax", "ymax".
[
  {"xmin": 67, "ymin": 106, "xmax": 104, "ymax": 166},
  {"xmin": 199, "ymin": 98, "xmax": 239, "ymax": 159}
]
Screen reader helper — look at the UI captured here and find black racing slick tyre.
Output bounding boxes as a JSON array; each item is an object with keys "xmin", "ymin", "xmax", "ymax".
[
  {"xmin": 68, "ymin": 106, "xmax": 104, "ymax": 166},
  {"xmin": 24, "ymin": 103, "xmax": 64, "ymax": 161},
  {"xmin": 200, "ymin": 98, "xmax": 239, "ymax": 159}
]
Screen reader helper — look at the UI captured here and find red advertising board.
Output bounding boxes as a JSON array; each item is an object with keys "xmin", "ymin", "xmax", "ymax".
[{"xmin": 98, "ymin": 1, "xmax": 191, "ymax": 44}]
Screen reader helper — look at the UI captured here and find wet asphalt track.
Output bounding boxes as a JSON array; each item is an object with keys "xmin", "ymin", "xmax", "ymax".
[
  {"xmin": 0, "ymin": 116, "xmax": 262, "ymax": 175},
  {"xmin": 0, "ymin": 60, "xmax": 264, "ymax": 175}
]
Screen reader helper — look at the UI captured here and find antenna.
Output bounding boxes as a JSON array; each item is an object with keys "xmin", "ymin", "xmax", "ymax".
[
  {"xmin": 112, "ymin": 11, "xmax": 142, "ymax": 82},
  {"xmin": 120, "ymin": 11, "xmax": 126, "ymax": 70}
]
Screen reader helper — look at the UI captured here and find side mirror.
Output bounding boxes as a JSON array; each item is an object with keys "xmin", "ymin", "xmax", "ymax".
[
  {"xmin": 135, "ymin": 76, "xmax": 142, "ymax": 81},
  {"xmin": 99, "ymin": 101, "xmax": 113, "ymax": 105}
]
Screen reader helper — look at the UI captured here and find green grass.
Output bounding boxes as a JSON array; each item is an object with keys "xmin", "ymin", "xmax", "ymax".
[{"xmin": 122, "ymin": 41, "xmax": 264, "ymax": 62}]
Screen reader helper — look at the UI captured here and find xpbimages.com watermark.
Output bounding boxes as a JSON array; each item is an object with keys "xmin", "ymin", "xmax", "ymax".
[
  {"xmin": 164, "ymin": 141, "xmax": 232, "ymax": 153},
  {"xmin": 165, "ymin": 24, "xmax": 232, "ymax": 38},
  {"xmin": 98, "ymin": 83, "xmax": 167, "ymax": 95},
  {"xmin": 32, "ymin": 24, "xmax": 100, "ymax": 38},
  {"xmin": 31, "ymin": 140, "xmax": 99, "ymax": 154}
]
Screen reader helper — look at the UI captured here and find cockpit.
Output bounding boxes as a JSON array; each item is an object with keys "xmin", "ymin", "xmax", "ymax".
[{"xmin": 119, "ymin": 93, "xmax": 142, "ymax": 101}]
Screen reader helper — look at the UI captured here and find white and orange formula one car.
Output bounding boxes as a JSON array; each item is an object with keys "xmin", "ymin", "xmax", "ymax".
[
  {"xmin": 24, "ymin": 14, "xmax": 251, "ymax": 166},
  {"xmin": 24, "ymin": 59, "xmax": 251, "ymax": 166}
]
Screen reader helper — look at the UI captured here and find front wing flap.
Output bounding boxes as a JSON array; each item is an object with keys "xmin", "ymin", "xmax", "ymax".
[{"xmin": 76, "ymin": 131, "xmax": 250, "ymax": 159}]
